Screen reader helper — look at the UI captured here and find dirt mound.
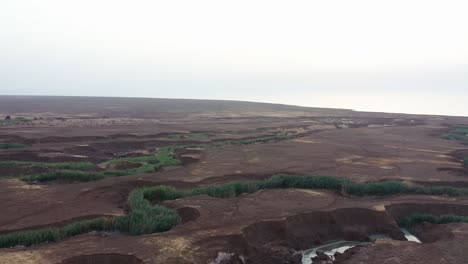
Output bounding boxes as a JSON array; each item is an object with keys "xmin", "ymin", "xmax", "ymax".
[
  {"xmin": 411, "ymin": 222, "xmax": 455, "ymax": 243},
  {"xmin": 450, "ymin": 149, "xmax": 468, "ymax": 161},
  {"xmin": 243, "ymin": 208, "xmax": 404, "ymax": 250},
  {"xmin": 194, "ymin": 208, "xmax": 404, "ymax": 264},
  {"xmin": 177, "ymin": 207, "xmax": 200, "ymax": 224},
  {"xmin": 60, "ymin": 253, "xmax": 143, "ymax": 264}
]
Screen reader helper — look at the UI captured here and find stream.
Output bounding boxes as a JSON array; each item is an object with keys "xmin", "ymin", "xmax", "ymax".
[{"xmin": 301, "ymin": 229, "xmax": 421, "ymax": 263}]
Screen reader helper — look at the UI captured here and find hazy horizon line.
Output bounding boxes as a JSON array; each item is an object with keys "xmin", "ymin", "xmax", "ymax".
[{"xmin": 1, "ymin": 93, "xmax": 467, "ymax": 118}]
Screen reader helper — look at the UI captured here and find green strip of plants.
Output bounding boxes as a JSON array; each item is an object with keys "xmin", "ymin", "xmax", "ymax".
[
  {"xmin": 20, "ymin": 149, "xmax": 181, "ymax": 183},
  {"xmin": 442, "ymin": 126, "xmax": 468, "ymax": 143},
  {"xmin": 17, "ymin": 134, "xmax": 294, "ymax": 183},
  {"xmin": 142, "ymin": 174, "xmax": 468, "ymax": 199},
  {"xmin": 3, "ymin": 174, "xmax": 468, "ymax": 248},
  {"xmin": 0, "ymin": 143, "xmax": 28, "ymax": 150},
  {"xmin": 0, "ymin": 188, "xmax": 179, "ymax": 248},
  {"xmin": 167, "ymin": 132, "xmax": 212, "ymax": 139},
  {"xmin": 398, "ymin": 213, "xmax": 468, "ymax": 228},
  {"xmin": 0, "ymin": 160, "xmax": 95, "ymax": 170}
]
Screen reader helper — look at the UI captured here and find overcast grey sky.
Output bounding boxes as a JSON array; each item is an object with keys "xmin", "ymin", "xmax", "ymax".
[{"xmin": 1, "ymin": 0, "xmax": 467, "ymax": 116}]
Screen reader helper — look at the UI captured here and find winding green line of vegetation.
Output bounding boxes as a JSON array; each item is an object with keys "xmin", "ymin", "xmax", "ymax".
[
  {"xmin": 398, "ymin": 213, "xmax": 468, "ymax": 228},
  {"xmin": 3, "ymin": 174, "xmax": 468, "ymax": 248},
  {"xmin": 144, "ymin": 174, "xmax": 468, "ymax": 199},
  {"xmin": 20, "ymin": 149, "xmax": 180, "ymax": 183},
  {"xmin": 0, "ymin": 117, "xmax": 32, "ymax": 125},
  {"xmin": 0, "ymin": 161, "xmax": 95, "ymax": 170},
  {"xmin": 16, "ymin": 133, "xmax": 294, "ymax": 183},
  {"xmin": 169, "ymin": 133, "xmax": 295, "ymax": 150},
  {"xmin": 0, "ymin": 143, "xmax": 28, "ymax": 150},
  {"xmin": 167, "ymin": 132, "xmax": 212, "ymax": 139},
  {"xmin": 0, "ymin": 187, "xmax": 179, "ymax": 248}
]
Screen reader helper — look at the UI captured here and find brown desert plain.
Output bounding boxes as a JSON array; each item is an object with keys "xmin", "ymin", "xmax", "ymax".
[{"xmin": 0, "ymin": 96, "xmax": 468, "ymax": 264}]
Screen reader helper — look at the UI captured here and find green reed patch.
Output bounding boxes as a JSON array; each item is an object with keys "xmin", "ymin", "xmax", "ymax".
[
  {"xmin": 20, "ymin": 149, "xmax": 181, "ymax": 183},
  {"xmin": 11, "ymin": 133, "xmax": 292, "ymax": 183},
  {"xmin": 443, "ymin": 126, "xmax": 468, "ymax": 143},
  {"xmin": 0, "ymin": 160, "xmax": 95, "ymax": 170},
  {"xmin": 167, "ymin": 132, "xmax": 212, "ymax": 139},
  {"xmin": 4, "ymin": 174, "xmax": 468, "ymax": 248},
  {"xmin": 0, "ymin": 189, "xmax": 180, "ymax": 248},
  {"xmin": 398, "ymin": 213, "xmax": 468, "ymax": 228},
  {"xmin": 143, "ymin": 174, "xmax": 468, "ymax": 203},
  {"xmin": 0, "ymin": 143, "xmax": 28, "ymax": 150}
]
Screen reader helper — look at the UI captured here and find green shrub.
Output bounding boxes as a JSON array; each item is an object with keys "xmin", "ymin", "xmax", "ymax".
[
  {"xmin": 14, "ymin": 133, "xmax": 294, "ymax": 183},
  {"xmin": 168, "ymin": 132, "xmax": 212, "ymax": 139},
  {"xmin": 398, "ymin": 213, "xmax": 468, "ymax": 228},
  {"xmin": 0, "ymin": 217, "xmax": 114, "ymax": 248},
  {"xmin": 105, "ymin": 148, "xmax": 180, "ymax": 169},
  {"xmin": 0, "ymin": 189, "xmax": 180, "ymax": 248},
  {"xmin": 19, "ymin": 149, "xmax": 180, "ymax": 183},
  {"xmin": 0, "ymin": 160, "xmax": 95, "ymax": 170},
  {"xmin": 0, "ymin": 143, "xmax": 28, "ymax": 150},
  {"xmin": 20, "ymin": 170, "xmax": 106, "ymax": 182},
  {"xmin": 443, "ymin": 126, "xmax": 468, "ymax": 143}
]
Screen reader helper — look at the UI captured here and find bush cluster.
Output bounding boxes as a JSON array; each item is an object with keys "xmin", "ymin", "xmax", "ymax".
[
  {"xmin": 0, "ymin": 161, "xmax": 95, "ymax": 170},
  {"xmin": 398, "ymin": 213, "xmax": 468, "ymax": 228},
  {"xmin": 20, "ymin": 149, "xmax": 180, "ymax": 183},
  {"xmin": 0, "ymin": 143, "xmax": 28, "ymax": 150},
  {"xmin": 0, "ymin": 188, "xmax": 180, "ymax": 248}
]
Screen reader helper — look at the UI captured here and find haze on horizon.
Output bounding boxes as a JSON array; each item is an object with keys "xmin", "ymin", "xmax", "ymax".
[{"xmin": 1, "ymin": 0, "xmax": 467, "ymax": 116}]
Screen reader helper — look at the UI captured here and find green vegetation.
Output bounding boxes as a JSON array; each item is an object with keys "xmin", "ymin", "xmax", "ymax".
[
  {"xmin": 15, "ymin": 134, "xmax": 293, "ymax": 183},
  {"xmin": 0, "ymin": 161, "xmax": 95, "ymax": 170},
  {"xmin": 20, "ymin": 148, "xmax": 180, "ymax": 183},
  {"xmin": 4, "ymin": 174, "xmax": 468, "ymax": 248},
  {"xmin": 169, "ymin": 133, "xmax": 294, "ymax": 150},
  {"xmin": 168, "ymin": 132, "xmax": 212, "ymax": 139},
  {"xmin": 342, "ymin": 180, "xmax": 468, "ymax": 196},
  {"xmin": 0, "ymin": 130, "xmax": 295, "ymax": 183},
  {"xmin": 0, "ymin": 143, "xmax": 28, "ymax": 150},
  {"xmin": 0, "ymin": 117, "xmax": 33, "ymax": 125},
  {"xmin": 0, "ymin": 217, "xmax": 114, "ymax": 248},
  {"xmin": 443, "ymin": 126, "xmax": 468, "ymax": 143},
  {"xmin": 142, "ymin": 174, "xmax": 468, "ymax": 204},
  {"xmin": 95, "ymin": 137, "xmax": 138, "ymax": 142},
  {"xmin": 113, "ymin": 188, "xmax": 180, "ymax": 235},
  {"xmin": 0, "ymin": 187, "xmax": 180, "ymax": 248},
  {"xmin": 398, "ymin": 213, "xmax": 468, "ymax": 228}
]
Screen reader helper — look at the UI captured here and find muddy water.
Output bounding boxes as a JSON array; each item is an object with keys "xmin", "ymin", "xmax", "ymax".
[{"xmin": 301, "ymin": 230, "xmax": 421, "ymax": 263}]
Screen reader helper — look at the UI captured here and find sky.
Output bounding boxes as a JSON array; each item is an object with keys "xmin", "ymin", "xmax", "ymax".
[{"xmin": 1, "ymin": 0, "xmax": 467, "ymax": 116}]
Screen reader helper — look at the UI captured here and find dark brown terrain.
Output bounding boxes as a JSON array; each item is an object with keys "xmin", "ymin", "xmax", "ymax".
[{"xmin": 1, "ymin": 96, "xmax": 468, "ymax": 264}]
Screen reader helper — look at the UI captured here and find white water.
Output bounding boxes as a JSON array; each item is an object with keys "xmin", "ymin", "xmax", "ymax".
[
  {"xmin": 400, "ymin": 228, "xmax": 421, "ymax": 243},
  {"xmin": 301, "ymin": 241, "xmax": 370, "ymax": 264},
  {"xmin": 301, "ymin": 230, "xmax": 421, "ymax": 263}
]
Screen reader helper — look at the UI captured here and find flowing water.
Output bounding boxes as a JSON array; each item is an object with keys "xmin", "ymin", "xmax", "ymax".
[
  {"xmin": 400, "ymin": 228, "xmax": 421, "ymax": 243},
  {"xmin": 301, "ymin": 241, "xmax": 370, "ymax": 264},
  {"xmin": 301, "ymin": 230, "xmax": 421, "ymax": 263}
]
